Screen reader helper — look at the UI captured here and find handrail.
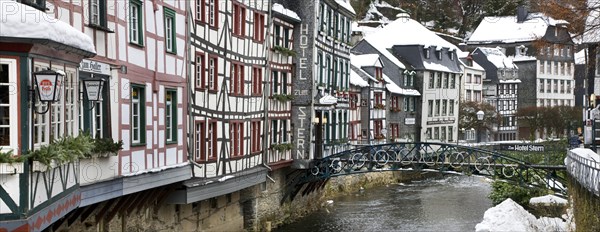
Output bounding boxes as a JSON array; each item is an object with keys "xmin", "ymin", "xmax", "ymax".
[{"xmin": 566, "ymin": 150, "xmax": 600, "ymax": 196}]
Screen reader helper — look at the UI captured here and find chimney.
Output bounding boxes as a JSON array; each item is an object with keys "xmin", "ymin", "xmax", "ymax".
[{"xmin": 517, "ymin": 6, "xmax": 528, "ymax": 23}]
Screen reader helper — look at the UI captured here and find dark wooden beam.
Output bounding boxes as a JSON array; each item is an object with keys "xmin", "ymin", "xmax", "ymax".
[
  {"xmin": 66, "ymin": 207, "xmax": 85, "ymax": 226},
  {"xmin": 105, "ymin": 194, "xmax": 134, "ymax": 222},
  {"xmin": 94, "ymin": 198, "xmax": 117, "ymax": 224},
  {"xmin": 128, "ymin": 189, "xmax": 158, "ymax": 215},
  {"xmin": 80, "ymin": 204, "xmax": 98, "ymax": 223},
  {"xmin": 149, "ymin": 186, "xmax": 175, "ymax": 213}
]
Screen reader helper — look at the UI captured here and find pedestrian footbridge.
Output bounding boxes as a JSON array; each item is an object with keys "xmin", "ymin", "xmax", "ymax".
[{"xmin": 283, "ymin": 142, "xmax": 567, "ymax": 202}]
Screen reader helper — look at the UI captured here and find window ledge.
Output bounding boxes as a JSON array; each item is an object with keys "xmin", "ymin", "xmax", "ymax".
[
  {"xmin": 87, "ymin": 24, "xmax": 115, "ymax": 33},
  {"xmin": 166, "ymin": 50, "xmax": 178, "ymax": 55},
  {"xmin": 131, "ymin": 143, "xmax": 146, "ymax": 147},
  {"xmin": 166, "ymin": 141, "xmax": 178, "ymax": 145},
  {"xmin": 129, "ymin": 42, "xmax": 145, "ymax": 48}
]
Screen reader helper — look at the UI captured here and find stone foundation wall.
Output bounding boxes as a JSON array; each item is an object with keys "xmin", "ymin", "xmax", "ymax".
[{"xmin": 61, "ymin": 169, "xmax": 434, "ymax": 232}]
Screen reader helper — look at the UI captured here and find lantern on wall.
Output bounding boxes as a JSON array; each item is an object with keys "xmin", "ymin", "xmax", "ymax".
[
  {"xmin": 33, "ymin": 69, "xmax": 63, "ymax": 102},
  {"xmin": 82, "ymin": 77, "xmax": 104, "ymax": 102}
]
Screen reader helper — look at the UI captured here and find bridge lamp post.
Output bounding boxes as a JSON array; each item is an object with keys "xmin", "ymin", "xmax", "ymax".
[{"xmin": 476, "ymin": 110, "xmax": 484, "ymax": 143}]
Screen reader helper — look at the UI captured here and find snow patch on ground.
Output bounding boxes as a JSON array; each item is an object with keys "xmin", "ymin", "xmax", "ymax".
[
  {"xmin": 529, "ymin": 195, "xmax": 568, "ymax": 205},
  {"xmin": 476, "ymin": 198, "xmax": 568, "ymax": 232}
]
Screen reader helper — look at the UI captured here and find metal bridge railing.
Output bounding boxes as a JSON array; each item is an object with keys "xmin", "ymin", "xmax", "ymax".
[{"xmin": 566, "ymin": 150, "xmax": 600, "ymax": 196}]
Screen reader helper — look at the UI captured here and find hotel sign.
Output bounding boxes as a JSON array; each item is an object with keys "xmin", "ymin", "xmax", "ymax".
[{"xmin": 495, "ymin": 144, "xmax": 545, "ymax": 152}]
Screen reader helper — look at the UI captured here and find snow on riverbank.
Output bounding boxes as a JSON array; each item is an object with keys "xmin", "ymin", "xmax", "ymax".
[
  {"xmin": 476, "ymin": 198, "xmax": 568, "ymax": 232},
  {"xmin": 529, "ymin": 195, "xmax": 568, "ymax": 206}
]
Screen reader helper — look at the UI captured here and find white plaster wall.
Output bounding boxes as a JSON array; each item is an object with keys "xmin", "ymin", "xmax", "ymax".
[
  {"xmin": 157, "ymin": 41, "xmax": 165, "ymax": 73},
  {"xmin": 122, "ymin": 129, "xmax": 130, "ymax": 151},
  {"xmin": 96, "ymin": 32, "xmax": 106, "ymax": 57},
  {"xmin": 128, "ymin": 46, "xmax": 146, "ymax": 68},
  {"xmin": 166, "ymin": 147, "xmax": 177, "ymax": 165},
  {"xmin": 166, "ymin": 56, "xmax": 176, "ymax": 75},
  {"xmin": 130, "ymin": 150, "xmax": 145, "ymax": 173},
  {"xmin": 147, "ymin": 38, "xmax": 156, "ymax": 71},
  {"xmin": 0, "ymin": 174, "xmax": 20, "ymax": 214},
  {"xmin": 73, "ymin": 12, "xmax": 83, "ymax": 31},
  {"xmin": 118, "ymin": 25, "xmax": 127, "ymax": 61},
  {"xmin": 121, "ymin": 104, "xmax": 130, "ymax": 125},
  {"xmin": 145, "ymin": 2, "xmax": 156, "ymax": 34},
  {"xmin": 159, "ymin": 152, "xmax": 165, "ymax": 167}
]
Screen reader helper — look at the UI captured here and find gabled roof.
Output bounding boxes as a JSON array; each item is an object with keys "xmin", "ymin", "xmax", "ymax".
[
  {"xmin": 351, "ymin": 54, "xmax": 383, "ymax": 68},
  {"xmin": 366, "ymin": 16, "xmax": 460, "ymax": 50},
  {"xmin": 362, "ymin": 16, "xmax": 461, "ymax": 70},
  {"xmin": 468, "ymin": 13, "xmax": 565, "ymax": 44},
  {"xmin": 350, "ymin": 69, "xmax": 369, "ymax": 87},
  {"xmin": 473, "ymin": 47, "xmax": 518, "ymax": 69}
]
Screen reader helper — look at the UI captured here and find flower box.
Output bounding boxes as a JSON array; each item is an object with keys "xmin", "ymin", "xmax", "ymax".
[
  {"xmin": 0, "ymin": 162, "xmax": 24, "ymax": 174},
  {"xmin": 32, "ymin": 160, "xmax": 58, "ymax": 172}
]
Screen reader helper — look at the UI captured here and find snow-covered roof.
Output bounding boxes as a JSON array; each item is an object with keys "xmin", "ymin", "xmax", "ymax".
[
  {"xmin": 363, "ymin": 17, "xmax": 460, "ymax": 70},
  {"xmin": 475, "ymin": 47, "xmax": 518, "ymax": 69},
  {"xmin": 351, "ymin": 54, "xmax": 383, "ymax": 68},
  {"xmin": 0, "ymin": 1, "xmax": 95, "ymax": 53},
  {"xmin": 382, "ymin": 74, "xmax": 421, "ymax": 96},
  {"xmin": 334, "ymin": 0, "xmax": 356, "ymax": 15},
  {"xmin": 575, "ymin": 48, "xmax": 587, "ymax": 65},
  {"xmin": 469, "ymin": 13, "xmax": 563, "ymax": 44},
  {"xmin": 352, "ymin": 22, "xmax": 379, "ymax": 35},
  {"xmin": 366, "ymin": 16, "xmax": 460, "ymax": 51},
  {"xmin": 272, "ymin": 3, "xmax": 300, "ymax": 22},
  {"xmin": 350, "ymin": 69, "xmax": 369, "ymax": 87},
  {"xmin": 423, "ymin": 61, "xmax": 462, "ymax": 73}
]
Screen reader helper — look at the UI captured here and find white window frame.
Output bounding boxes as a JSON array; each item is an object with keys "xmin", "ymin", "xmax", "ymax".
[
  {"xmin": 132, "ymin": 87, "xmax": 142, "ymax": 144},
  {"xmin": 130, "ymin": 2, "xmax": 140, "ymax": 44},
  {"xmin": 0, "ymin": 59, "xmax": 18, "ymax": 154}
]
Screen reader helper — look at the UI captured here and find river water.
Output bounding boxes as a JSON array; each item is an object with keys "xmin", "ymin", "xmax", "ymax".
[{"xmin": 276, "ymin": 175, "xmax": 493, "ymax": 232}]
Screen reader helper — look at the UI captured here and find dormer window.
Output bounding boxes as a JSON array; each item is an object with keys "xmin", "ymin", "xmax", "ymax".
[
  {"xmin": 424, "ymin": 49, "xmax": 430, "ymax": 59},
  {"xmin": 375, "ymin": 67, "xmax": 383, "ymax": 81},
  {"xmin": 449, "ymin": 51, "xmax": 454, "ymax": 61},
  {"xmin": 437, "ymin": 51, "xmax": 442, "ymax": 60}
]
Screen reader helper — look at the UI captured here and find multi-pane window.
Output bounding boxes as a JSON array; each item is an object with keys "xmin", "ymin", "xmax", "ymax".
[
  {"xmin": 428, "ymin": 100, "xmax": 433, "ymax": 117},
  {"xmin": 441, "ymin": 127, "xmax": 446, "ymax": 141},
  {"xmin": 165, "ymin": 89, "xmax": 177, "ymax": 143},
  {"xmin": 350, "ymin": 93, "xmax": 358, "ymax": 109},
  {"xmin": 390, "ymin": 123, "xmax": 399, "ymax": 139},
  {"xmin": 435, "ymin": 99, "xmax": 440, "ymax": 116},
  {"xmin": 403, "ymin": 97, "xmax": 415, "ymax": 112},
  {"xmin": 554, "ymin": 61, "xmax": 558, "ymax": 74},
  {"xmin": 231, "ymin": 63, "xmax": 244, "ymax": 95},
  {"xmin": 129, "ymin": 0, "xmax": 143, "ymax": 45},
  {"xmin": 567, "ymin": 81, "xmax": 571, "ymax": 93},
  {"xmin": 375, "ymin": 67, "xmax": 383, "ymax": 80},
  {"xmin": 428, "ymin": 72, "xmax": 434, "ymax": 89},
  {"xmin": 560, "ymin": 80, "xmax": 565, "ymax": 93},
  {"xmin": 426, "ymin": 128, "xmax": 432, "ymax": 139},
  {"xmin": 131, "ymin": 85, "xmax": 146, "ymax": 145},
  {"xmin": 89, "ymin": 0, "xmax": 107, "ymax": 27},
  {"xmin": 449, "ymin": 99, "xmax": 455, "ymax": 116},
  {"xmin": 0, "ymin": 62, "xmax": 15, "ymax": 150},
  {"xmin": 434, "ymin": 127, "xmax": 439, "ymax": 140},
  {"xmin": 475, "ymin": 75, "xmax": 481, "ymax": 84},
  {"xmin": 436, "ymin": 72, "xmax": 442, "ymax": 88},
  {"xmin": 208, "ymin": 56, "xmax": 218, "ymax": 91},
  {"xmin": 272, "ymin": 71, "xmax": 279, "ymax": 95},
  {"xmin": 207, "ymin": 121, "xmax": 217, "ymax": 160},
  {"xmin": 442, "ymin": 100, "xmax": 447, "ymax": 116},
  {"xmin": 450, "ymin": 74, "xmax": 456, "ymax": 89},
  {"xmin": 390, "ymin": 96, "xmax": 399, "ymax": 110},
  {"xmin": 448, "ymin": 126, "xmax": 453, "ymax": 141},
  {"xmin": 554, "ymin": 79, "xmax": 558, "ymax": 93},
  {"xmin": 466, "ymin": 91, "xmax": 471, "ymax": 101},
  {"xmin": 539, "ymin": 79, "xmax": 544, "ymax": 93},
  {"xmin": 195, "ymin": 52, "xmax": 205, "ymax": 89},
  {"xmin": 547, "ymin": 79, "xmax": 551, "ymax": 93},
  {"xmin": 424, "ymin": 49, "xmax": 430, "ymax": 59},
  {"xmin": 374, "ymin": 92, "xmax": 382, "ymax": 106},
  {"xmin": 251, "ymin": 121, "xmax": 261, "ymax": 153},
  {"xmin": 540, "ymin": 61, "xmax": 545, "ymax": 74},
  {"xmin": 230, "ymin": 121, "xmax": 244, "ymax": 157},
  {"xmin": 196, "ymin": 0, "xmax": 205, "ymax": 23},
  {"xmin": 466, "ymin": 74, "xmax": 472, "ymax": 83},
  {"xmin": 208, "ymin": 0, "xmax": 218, "ymax": 28},
  {"xmin": 327, "ymin": 9, "xmax": 333, "ymax": 36},
  {"xmin": 164, "ymin": 7, "xmax": 176, "ymax": 53},
  {"xmin": 404, "ymin": 73, "xmax": 414, "ymax": 87},
  {"xmin": 195, "ymin": 121, "xmax": 205, "ymax": 160},
  {"xmin": 253, "ymin": 12, "xmax": 265, "ymax": 42},
  {"xmin": 374, "ymin": 120, "xmax": 383, "ymax": 137},
  {"xmin": 443, "ymin": 73, "xmax": 449, "ymax": 88},
  {"xmin": 319, "ymin": 3, "xmax": 326, "ymax": 32},
  {"xmin": 252, "ymin": 67, "xmax": 262, "ymax": 95},
  {"xmin": 233, "ymin": 3, "xmax": 246, "ymax": 36}
]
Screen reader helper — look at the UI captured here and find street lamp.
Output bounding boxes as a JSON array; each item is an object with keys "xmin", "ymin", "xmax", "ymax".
[
  {"xmin": 32, "ymin": 68, "xmax": 64, "ymax": 114},
  {"xmin": 81, "ymin": 76, "xmax": 105, "ymax": 110},
  {"xmin": 476, "ymin": 110, "xmax": 484, "ymax": 143}
]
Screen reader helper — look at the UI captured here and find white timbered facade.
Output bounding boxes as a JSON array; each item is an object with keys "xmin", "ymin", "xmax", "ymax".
[{"xmin": 190, "ymin": 0, "xmax": 269, "ymax": 178}]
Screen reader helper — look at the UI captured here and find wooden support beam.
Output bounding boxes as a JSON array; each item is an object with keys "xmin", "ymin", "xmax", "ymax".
[
  {"xmin": 128, "ymin": 189, "xmax": 158, "ymax": 215},
  {"xmin": 95, "ymin": 198, "xmax": 117, "ymax": 224},
  {"xmin": 105, "ymin": 194, "xmax": 134, "ymax": 222},
  {"xmin": 80, "ymin": 203, "xmax": 98, "ymax": 223},
  {"xmin": 149, "ymin": 186, "xmax": 175, "ymax": 213},
  {"xmin": 66, "ymin": 207, "xmax": 85, "ymax": 226},
  {"xmin": 120, "ymin": 189, "xmax": 153, "ymax": 216}
]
